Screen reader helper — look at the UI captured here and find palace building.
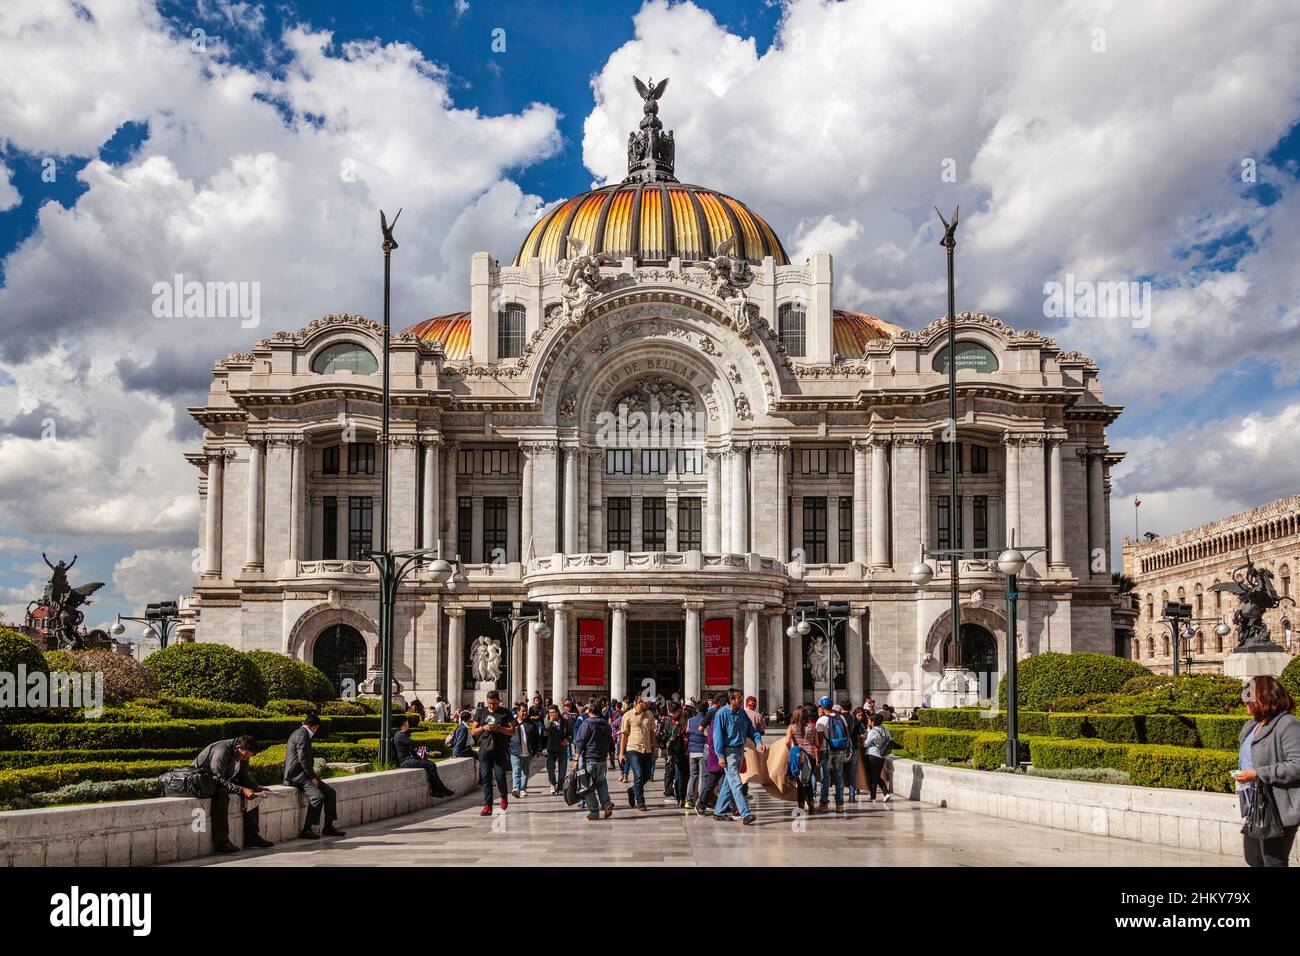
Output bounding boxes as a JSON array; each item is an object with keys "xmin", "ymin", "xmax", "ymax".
[
  {"xmin": 1122, "ymin": 495, "xmax": 1300, "ymax": 674},
  {"xmin": 184, "ymin": 86, "xmax": 1124, "ymax": 709}
]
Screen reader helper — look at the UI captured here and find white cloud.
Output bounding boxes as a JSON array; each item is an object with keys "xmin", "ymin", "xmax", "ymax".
[
  {"xmin": 111, "ymin": 547, "xmax": 196, "ymax": 611},
  {"xmin": 0, "ymin": 162, "xmax": 18, "ymax": 212}
]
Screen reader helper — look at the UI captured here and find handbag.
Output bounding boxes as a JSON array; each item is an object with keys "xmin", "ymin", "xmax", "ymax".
[
  {"xmin": 159, "ymin": 768, "xmax": 216, "ymax": 798},
  {"xmin": 563, "ymin": 770, "xmax": 581, "ymax": 806},
  {"xmin": 1242, "ymin": 782, "xmax": 1285, "ymax": 840},
  {"xmin": 574, "ymin": 767, "xmax": 595, "ymax": 797}
]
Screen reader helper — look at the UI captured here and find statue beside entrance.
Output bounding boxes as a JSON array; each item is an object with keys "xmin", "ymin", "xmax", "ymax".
[
  {"xmin": 806, "ymin": 633, "xmax": 843, "ymax": 685},
  {"xmin": 470, "ymin": 634, "xmax": 503, "ymax": 688}
]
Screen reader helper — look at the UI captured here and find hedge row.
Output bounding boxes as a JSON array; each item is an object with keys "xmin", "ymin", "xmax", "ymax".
[
  {"xmin": 917, "ymin": 708, "xmax": 1243, "ymax": 749},
  {"xmin": 0, "ymin": 715, "xmax": 418, "ymax": 751}
]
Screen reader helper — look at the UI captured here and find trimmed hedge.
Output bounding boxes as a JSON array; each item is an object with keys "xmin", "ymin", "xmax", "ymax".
[
  {"xmin": 62, "ymin": 650, "xmax": 157, "ymax": 705},
  {"xmin": 1029, "ymin": 737, "xmax": 1130, "ymax": 773},
  {"xmin": 0, "ymin": 748, "xmax": 195, "ymax": 770},
  {"xmin": 0, "ymin": 628, "xmax": 50, "ymax": 723},
  {"xmin": 144, "ymin": 644, "xmax": 268, "ymax": 707},
  {"xmin": 0, "ymin": 714, "xmax": 410, "ymax": 751},
  {"xmin": 247, "ymin": 651, "xmax": 336, "ymax": 704},
  {"xmin": 912, "ymin": 708, "xmax": 1243, "ymax": 750},
  {"xmin": 98, "ymin": 697, "xmax": 264, "ymax": 720},
  {"xmin": 998, "ymin": 652, "xmax": 1150, "ymax": 711},
  {"xmin": 264, "ymin": 699, "xmax": 317, "ymax": 716},
  {"xmin": 1126, "ymin": 745, "xmax": 1237, "ymax": 793},
  {"xmin": 1281, "ymin": 655, "xmax": 1300, "ymax": 702}
]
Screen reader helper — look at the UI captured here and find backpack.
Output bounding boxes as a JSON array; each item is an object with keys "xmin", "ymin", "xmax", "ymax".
[{"xmin": 824, "ymin": 714, "xmax": 850, "ymax": 752}]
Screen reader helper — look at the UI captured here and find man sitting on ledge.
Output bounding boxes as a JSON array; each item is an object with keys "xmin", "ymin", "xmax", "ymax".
[
  {"xmin": 192, "ymin": 734, "xmax": 274, "ymax": 854},
  {"xmin": 394, "ymin": 715, "xmax": 455, "ymax": 798},
  {"xmin": 284, "ymin": 713, "xmax": 347, "ymax": 840}
]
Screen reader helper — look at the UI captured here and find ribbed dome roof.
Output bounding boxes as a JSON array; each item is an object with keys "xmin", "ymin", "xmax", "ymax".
[{"xmin": 514, "ymin": 182, "xmax": 788, "ymax": 268}]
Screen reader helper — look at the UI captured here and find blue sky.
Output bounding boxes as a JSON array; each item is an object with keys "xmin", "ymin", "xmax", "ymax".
[{"xmin": 0, "ymin": 0, "xmax": 1298, "ymax": 630}]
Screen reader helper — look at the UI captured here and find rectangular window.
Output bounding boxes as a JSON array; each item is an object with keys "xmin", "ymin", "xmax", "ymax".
[
  {"xmin": 322, "ymin": 445, "xmax": 339, "ymax": 476},
  {"xmin": 938, "ymin": 495, "xmax": 964, "ymax": 550},
  {"xmin": 936, "ymin": 442, "xmax": 963, "ymax": 474},
  {"xmin": 347, "ymin": 496, "xmax": 372, "ymax": 560},
  {"xmin": 970, "ymin": 444, "xmax": 988, "ymax": 474},
  {"xmin": 497, "ymin": 304, "xmax": 525, "ymax": 359},
  {"xmin": 605, "ymin": 449, "xmax": 633, "ymax": 475},
  {"xmin": 677, "ymin": 497, "xmax": 702, "ymax": 551},
  {"xmin": 457, "ymin": 496, "xmax": 473, "ymax": 561},
  {"xmin": 831, "ymin": 448, "xmax": 853, "ymax": 476},
  {"xmin": 641, "ymin": 448, "xmax": 668, "ymax": 475},
  {"xmin": 779, "ymin": 302, "xmax": 807, "ymax": 357},
  {"xmin": 482, "ymin": 496, "xmax": 508, "ymax": 564},
  {"xmin": 798, "ymin": 449, "xmax": 828, "ymax": 475},
  {"xmin": 323, "ymin": 496, "xmax": 338, "ymax": 559},
  {"xmin": 973, "ymin": 495, "xmax": 988, "ymax": 551},
  {"xmin": 457, "ymin": 448, "xmax": 475, "ymax": 476},
  {"xmin": 802, "ymin": 496, "xmax": 827, "ymax": 564},
  {"xmin": 642, "ymin": 497, "xmax": 667, "ymax": 551},
  {"xmin": 676, "ymin": 448, "xmax": 704, "ymax": 475},
  {"xmin": 607, "ymin": 497, "xmax": 632, "ymax": 551},
  {"xmin": 482, "ymin": 449, "xmax": 517, "ymax": 475},
  {"xmin": 838, "ymin": 497, "xmax": 853, "ymax": 562},
  {"xmin": 348, "ymin": 442, "xmax": 375, "ymax": 475}
]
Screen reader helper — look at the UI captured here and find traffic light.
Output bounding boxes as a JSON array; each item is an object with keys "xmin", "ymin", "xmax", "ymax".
[
  {"xmin": 489, "ymin": 601, "xmax": 514, "ymax": 621},
  {"xmin": 826, "ymin": 600, "xmax": 851, "ymax": 622},
  {"xmin": 1162, "ymin": 601, "xmax": 1193, "ymax": 619},
  {"xmin": 145, "ymin": 601, "xmax": 179, "ymax": 620}
]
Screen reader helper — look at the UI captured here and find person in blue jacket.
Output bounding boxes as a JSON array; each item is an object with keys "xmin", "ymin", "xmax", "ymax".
[{"xmin": 710, "ymin": 686, "xmax": 766, "ymax": 825}]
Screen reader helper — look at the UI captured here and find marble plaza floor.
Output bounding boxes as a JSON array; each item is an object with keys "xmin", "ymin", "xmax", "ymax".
[{"xmin": 174, "ymin": 765, "xmax": 1239, "ymax": 867}]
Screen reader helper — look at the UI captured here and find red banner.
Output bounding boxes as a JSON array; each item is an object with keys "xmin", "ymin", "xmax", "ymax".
[
  {"xmin": 703, "ymin": 618, "xmax": 732, "ymax": 686},
  {"xmin": 577, "ymin": 618, "xmax": 606, "ymax": 686}
]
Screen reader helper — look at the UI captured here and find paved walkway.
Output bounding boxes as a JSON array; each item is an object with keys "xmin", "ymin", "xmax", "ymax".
[{"xmin": 175, "ymin": 764, "xmax": 1238, "ymax": 867}]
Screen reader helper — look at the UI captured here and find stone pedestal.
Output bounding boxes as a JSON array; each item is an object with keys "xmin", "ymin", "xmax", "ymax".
[
  {"xmin": 932, "ymin": 667, "xmax": 980, "ymax": 708},
  {"xmin": 1223, "ymin": 645, "xmax": 1289, "ymax": 681}
]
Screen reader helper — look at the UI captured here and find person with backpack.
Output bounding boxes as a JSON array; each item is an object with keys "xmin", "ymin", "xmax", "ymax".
[
  {"xmin": 863, "ymin": 712, "xmax": 894, "ymax": 802},
  {"xmin": 543, "ymin": 703, "xmax": 570, "ymax": 795},
  {"xmin": 572, "ymin": 696, "xmax": 616, "ymax": 821},
  {"xmin": 470, "ymin": 689, "xmax": 515, "ymax": 816},
  {"xmin": 784, "ymin": 706, "xmax": 819, "ymax": 812},
  {"xmin": 685, "ymin": 702, "xmax": 709, "ymax": 809},
  {"xmin": 658, "ymin": 701, "xmax": 683, "ymax": 801},
  {"xmin": 815, "ymin": 696, "xmax": 851, "ymax": 813},
  {"xmin": 447, "ymin": 710, "xmax": 474, "ymax": 758}
]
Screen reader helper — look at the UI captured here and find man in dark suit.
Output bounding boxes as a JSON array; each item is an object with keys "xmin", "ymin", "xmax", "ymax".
[
  {"xmin": 394, "ymin": 715, "xmax": 454, "ymax": 798},
  {"xmin": 192, "ymin": 734, "xmax": 274, "ymax": 854},
  {"xmin": 284, "ymin": 713, "xmax": 346, "ymax": 839}
]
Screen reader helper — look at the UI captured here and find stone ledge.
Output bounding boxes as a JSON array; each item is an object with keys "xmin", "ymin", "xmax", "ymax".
[
  {"xmin": 892, "ymin": 758, "xmax": 1290, "ymax": 862},
  {"xmin": 0, "ymin": 757, "xmax": 479, "ymax": 867}
]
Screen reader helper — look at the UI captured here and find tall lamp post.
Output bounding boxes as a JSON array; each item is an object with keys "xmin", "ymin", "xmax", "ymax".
[
  {"xmin": 490, "ymin": 601, "xmax": 551, "ymax": 707},
  {"xmin": 786, "ymin": 599, "xmax": 850, "ymax": 707},
  {"xmin": 935, "ymin": 206, "xmax": 964, "ymax": 693},
  {"xmin": 110, "ymin": 601, "xmax": 179, "ymax": 651},
  {"xmin": 911, "ymin": 541, "xmax": 1043, "ymax": 769},
  {"xmin": 375, "ymin": 207, "xmax": 401, "ymax": 764}
]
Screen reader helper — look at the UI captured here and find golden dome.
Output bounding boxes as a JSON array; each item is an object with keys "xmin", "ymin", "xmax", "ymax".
[{"xmin": 513, "ymin": 182, "xmax": 788, "ymax": 268}]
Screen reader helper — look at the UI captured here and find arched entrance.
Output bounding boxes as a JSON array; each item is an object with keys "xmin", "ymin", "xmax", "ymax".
[
  {"xmin": 941, "ymin": 623, "xmax": 999, "ymax": 678},
  {"xmin": 313, "ymin": 624, "xmax": 367, "ymax": 695}
]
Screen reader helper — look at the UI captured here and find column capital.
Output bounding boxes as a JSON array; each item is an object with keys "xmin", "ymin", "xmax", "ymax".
[
  {"xmin": 204, "ymin": 446, "xmax": 237, "ymax": 461},
  {"xmin": 417, "ymin": 433, "xmax": 444, "ymax": 447},
  {"xmin": 609, "ymin": 601, "xmax": 631, "ymax": 613},
  {"xmin": 265, "ymin": 433, "xmax": 306, "ymax": 447},
  {"xmin": 890, "ymin": 433, "xmax": 931, "ymax": 447},
  {"xmin": 740, "ymin": 602, "xmax": 764, "ymax": 613},
  {"xmin": 750, "ymin": 439, "xmax": 789, "ymax": 454},
  {"xmin": 548, "ymin": 601, "xmax": 569, "ymax": 613},
  {"xmin": 244, "ymin": 434, "xmax": 268, "ymax": 449},
  {"xmin": 445, "ymin": 606, "xmax": 466, "ymax": 619},
  {"xmin": 683, "ymin": 600, "xmax": 706, "ymax": 612},
  {"xmin": 386, "ymin": 434, "xmax": 422, "ymax": 448},
  {"xmin": 520, "ymin": 439, "xmax": 560, "ymax": 453},
  {"xmin": 865, "ymin": 433, "xmax": 893, "ymax": 448}
]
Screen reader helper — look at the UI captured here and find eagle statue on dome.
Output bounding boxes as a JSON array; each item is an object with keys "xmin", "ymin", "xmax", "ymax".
[
  {"xmin": 700, "ymin": 236, "xmax": 755, "ymax": 332},
  {"xmin": 555, "ymin": 236, "xmax": 617, "ymax": 322}
]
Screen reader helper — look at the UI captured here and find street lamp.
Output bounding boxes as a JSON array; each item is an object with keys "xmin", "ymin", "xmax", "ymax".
[
  {"xmin": 490, "ymin": 601, "xmax": 550, "ymax": 707},
  {"xmin": 110, "ymin": 601, "xmax": 179, "ymax": 651},
  {"xmin": 786, "ymin": 599, "xmax": 850, "ymax": 709}
]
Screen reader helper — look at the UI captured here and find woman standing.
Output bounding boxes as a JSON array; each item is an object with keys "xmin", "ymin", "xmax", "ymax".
[
  {"xmin": 784, "ymin": 705, "xmax": 819, "ymax": 812},
  {"xmin": 863, "ymin": 713, "xmax": 893, "ymax": 802},
  {"xmin": 1233, "ymin": 675, "xmax": 1300, "ymax": 867}
]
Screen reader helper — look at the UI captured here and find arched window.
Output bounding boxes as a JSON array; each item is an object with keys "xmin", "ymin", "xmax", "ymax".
[
  {"xmin": 1146, "ymin": 594, "xmax": 1153, "ymax": 619},
  {"xmin": 778, "ymin": 302, "xmax": 806, "ymax": 357},
  {"xmin": 1132, "ymin": 638, "xmax": 1140, "ymax": 659},
  {"xmin": 1195, "ymin": 583, "xmax": 1203, "ymax": 613},
  {"xmin": 1283, "ymin": 619, "xmax": 1293, "ymax": 649},
  {"xmin": 1195, "ymin": 631, "xmax": 1204, "ymax": 654},
  {"xmin": 1146, "ymin": 636, "xmax": 1155, "ymax": 658},
  {"xmin": 1162, "ymin": 635, "xmax": 1171, "ymax": 657},
  {"xmin": 1213, "ymin": 581, "xmax": 1222, "ymax": 610},
  {"xmin": 1280, "ymin": 565, "xmax": 1291, "ymax": 599},
  {"xmin": 497, "ymin": 303, "xmax": 525, "ymax": 359},
  {"xmin": 311, "ymin": 342, "xmax": 378, "ymax": 375}
]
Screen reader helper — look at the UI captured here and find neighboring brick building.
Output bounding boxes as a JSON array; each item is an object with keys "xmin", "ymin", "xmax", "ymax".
[
  {"xmin": 1123, "ymin": 495, "xmax": 1300, "ymax": 674},
  {"xmin": 184, "ymin": 86, "xmax": 1124, "ymax": 710}
]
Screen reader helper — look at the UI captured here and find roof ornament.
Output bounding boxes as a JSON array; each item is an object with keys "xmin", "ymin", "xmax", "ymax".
[
  {"xmin": 701, "ymin": 236, "xmax": 755, "ymax": 332},
  {"xmin": 556, "ymin": 235, "xmax": 617, "ymax": 322},
  {"xmin": 626, "ymin": 76, "xmax": 677, "ymax": 183}
]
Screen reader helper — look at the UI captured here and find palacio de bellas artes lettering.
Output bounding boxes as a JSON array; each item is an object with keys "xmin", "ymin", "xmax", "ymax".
[{"xmin": 6, "ymin": 0, "xmax": 1300, "ymax": 904}]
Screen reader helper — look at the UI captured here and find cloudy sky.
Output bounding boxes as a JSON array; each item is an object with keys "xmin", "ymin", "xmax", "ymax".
[{"xmin": 0, "ymin": 0, "xmax": 1297, "ymax": 628}]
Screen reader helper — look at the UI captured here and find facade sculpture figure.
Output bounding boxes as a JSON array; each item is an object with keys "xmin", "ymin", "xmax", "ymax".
[
  {"xmin": 701, "ymin": 237, "xmax": 755, "ymax": 327},
  {"xmin": 555, "ymin": 236, "xmax": 616, "ymax": 322},
  {"xmin": 807, "ymin": 633, "xmax": 844, "ymax": 685},
  {"xmin": 469, "ymin": 634, "xmax": 503, "ymax": 683}
]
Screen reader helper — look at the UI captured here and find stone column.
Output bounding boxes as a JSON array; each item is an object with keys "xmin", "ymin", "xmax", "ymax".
[
  {"xmin": 512, "ymin": 625, "xmax": 526, "ymax": 699},
  {"xmin": 776, "ymin": 444, "xmax": 789, "ymax": 562},
  {"xmin": 870, "ymin": 437, "xmax": 889, "ymax": 568},
  {"xmin": 531, "ymin": 442, "xmax": 559, "ymax": 556},
  {"xmin": 243, "ymin": 438, "xmax": 264, "ymax": 571},
  {"xmin": 526, "ymin": 621, "xmax": 541, "ymax": 701},
  {"xmin": 852, "ymin": 440, "xmax": 869, "ymax": 565},
  {"xmin": 289, "ymin": 438, "xmax": 306, "ymax": 562},
  {"xmin": 787, "ymin": 618, "xmax": 803, "ymax": 708},
  {"xmin": 729, "ymin": 446, "xmax": 749, "ymax": 553},
  {"xmin": 203, "ymin": 450, "xmax": 225, "ymax": 576},
  {"xmin": 446, "ymin": 607, "xmax": 464, "ymax": 708},
  {"xmin": 443, "ymin": 442, "xmax": 458, "ymax": 558},
  {"xmin": 550, "ymin": 604, "xmax": 568, "ymax": 702},
  {"xmin": 684, "ymin": 601, "xmax": 703, "ymax": 702},
  {"xmin": 846, "ymin": 607, "xmax": 865, "ymax": 706},
  {"xmin": 918, "ymin": 439, "xmax": 931, "ymax": 556},
  {"xmin": 421, "ymin": 438, "xmax": 440, "ymax": 551},
  {"xmin": 1049, "ymin": 438, "xmax": 1065, "ymax": 569},
  {"xmin": 1088, "ymin": 449, "xmax": 1108, "ymax": 575},
  {"xmin": 767, "ymin": 611, "xmax": 785, "ymax": 713},
  {"xmin": 1004, "ymin": 436, "xmax": 1020, "ymax": 548},
  {"xmin": 742, "ymin": 604, "xmax": 761, "ymax": 706},
  {"xmin": 519, "ymin": 443, "xmax": 533, "ymax": 559},
  {"xmin": 563, "ymin": 445, "xmax": 579, "ymax": 554},
  {"xmin": 610, "ymin": 602, "xmax": 628, "ymax": 701},
  {"xmin": 587, "ymin": 450, "xmax": 604, "ymax": 552},
  {"xmin": 705, "ymin": 451, "xmax": 722, "ymax": 552}
]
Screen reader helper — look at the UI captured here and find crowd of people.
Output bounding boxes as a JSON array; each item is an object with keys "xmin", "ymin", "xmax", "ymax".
[{"xmin": 450, "ymin": 687, "xmax": 903, "ymax": 824}]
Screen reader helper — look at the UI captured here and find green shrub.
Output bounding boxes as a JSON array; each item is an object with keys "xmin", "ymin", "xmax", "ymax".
[
  {"xmin": 1086, "ymin": 714, "xmax": 1142, "ymax": 744},
  {"xmin": 1019, "ymin": 712, "xmax": 1051, "ymax": 736},
  {"xmin": 320, "ymin": 700, "xmax": 367, "ymax": 716},
  {"xmin": 0, "ymin": 748, "xmax": 195, "ymax": 770},
  {"xmin": 1281, "ymin": 656, "xmax": 1300, "ymax": 701},
  {"xmin": 43, "ymin": 650, "xmax": 77, "ymax": 672},
  {"xmin": 1126, "ymin": 745, "xmax": 1237, "ymax": 793},
  {"xmin": 64, "ymin": 650, "xmax": 157, "ymax": 705},
  {"xmin": 1142, "ymin": 714, "xmax": 1199, "ymax": 748},
  {"xmin": 0, "ymin": 760, "xmax": 179, "ymax": 800},
  {"xmin": 1194, "ymin": 715, "xmax": 1246, "ymax": 751},
  {"xmin": 1029, "ymin": 737, "xmax": 1130, "ymax": 772},
  {"xmin": 1119, "ymin": 674, "xmax": 1176, "ymax": 695},
  {"xmin": 1028, "ymin": 767, "xmax": 1131, "ymax": 785},
  {"xmin": 910, "ymin": 729, "xmax": 978, "ymax": 762},
  {"xmin": 0, "ymin": 715, "xmax": 386, "ymax": 751},
  {"xmin": 264, "ymin": 699, "xmax": 316, "ymax": 716},
  {"xmin": 96, "ymin": 703, "xmax": 170, "ymax": 722},
  {"xmin": 135, "ymin": 697, "xmax": 263, "ymax": 720},
  {"xmin": 1046, "ymin": 713, "xmax": 1089, "ymax": 739},
  {"xmin": 1050, "ymin": 693, "xmax": 1114, "ymax": 713},
  {"xmin": 0, "ymin": 628, "xmax": 51, "ymax": 723},
  {"xmin": 999, "ymin": 652, "xmax": 1149, "ymax": 711},
  {"xmin": 918, "ymin": 708, "xmax": 994, "ymax": 731},
  {"xmin": 0, "ymin": 777, "xmax": 159, "ymax": 811},
  {"xmin": 144, "ymin": 644, "xmax": 268, "ymax": 707},
  {"xmin": 971, "ymin": 733, "xmax": 1026, "ymax": 770},
  {"xmin": 246, "ymin": 651, "xmax": 336, "ymax": 704}
]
